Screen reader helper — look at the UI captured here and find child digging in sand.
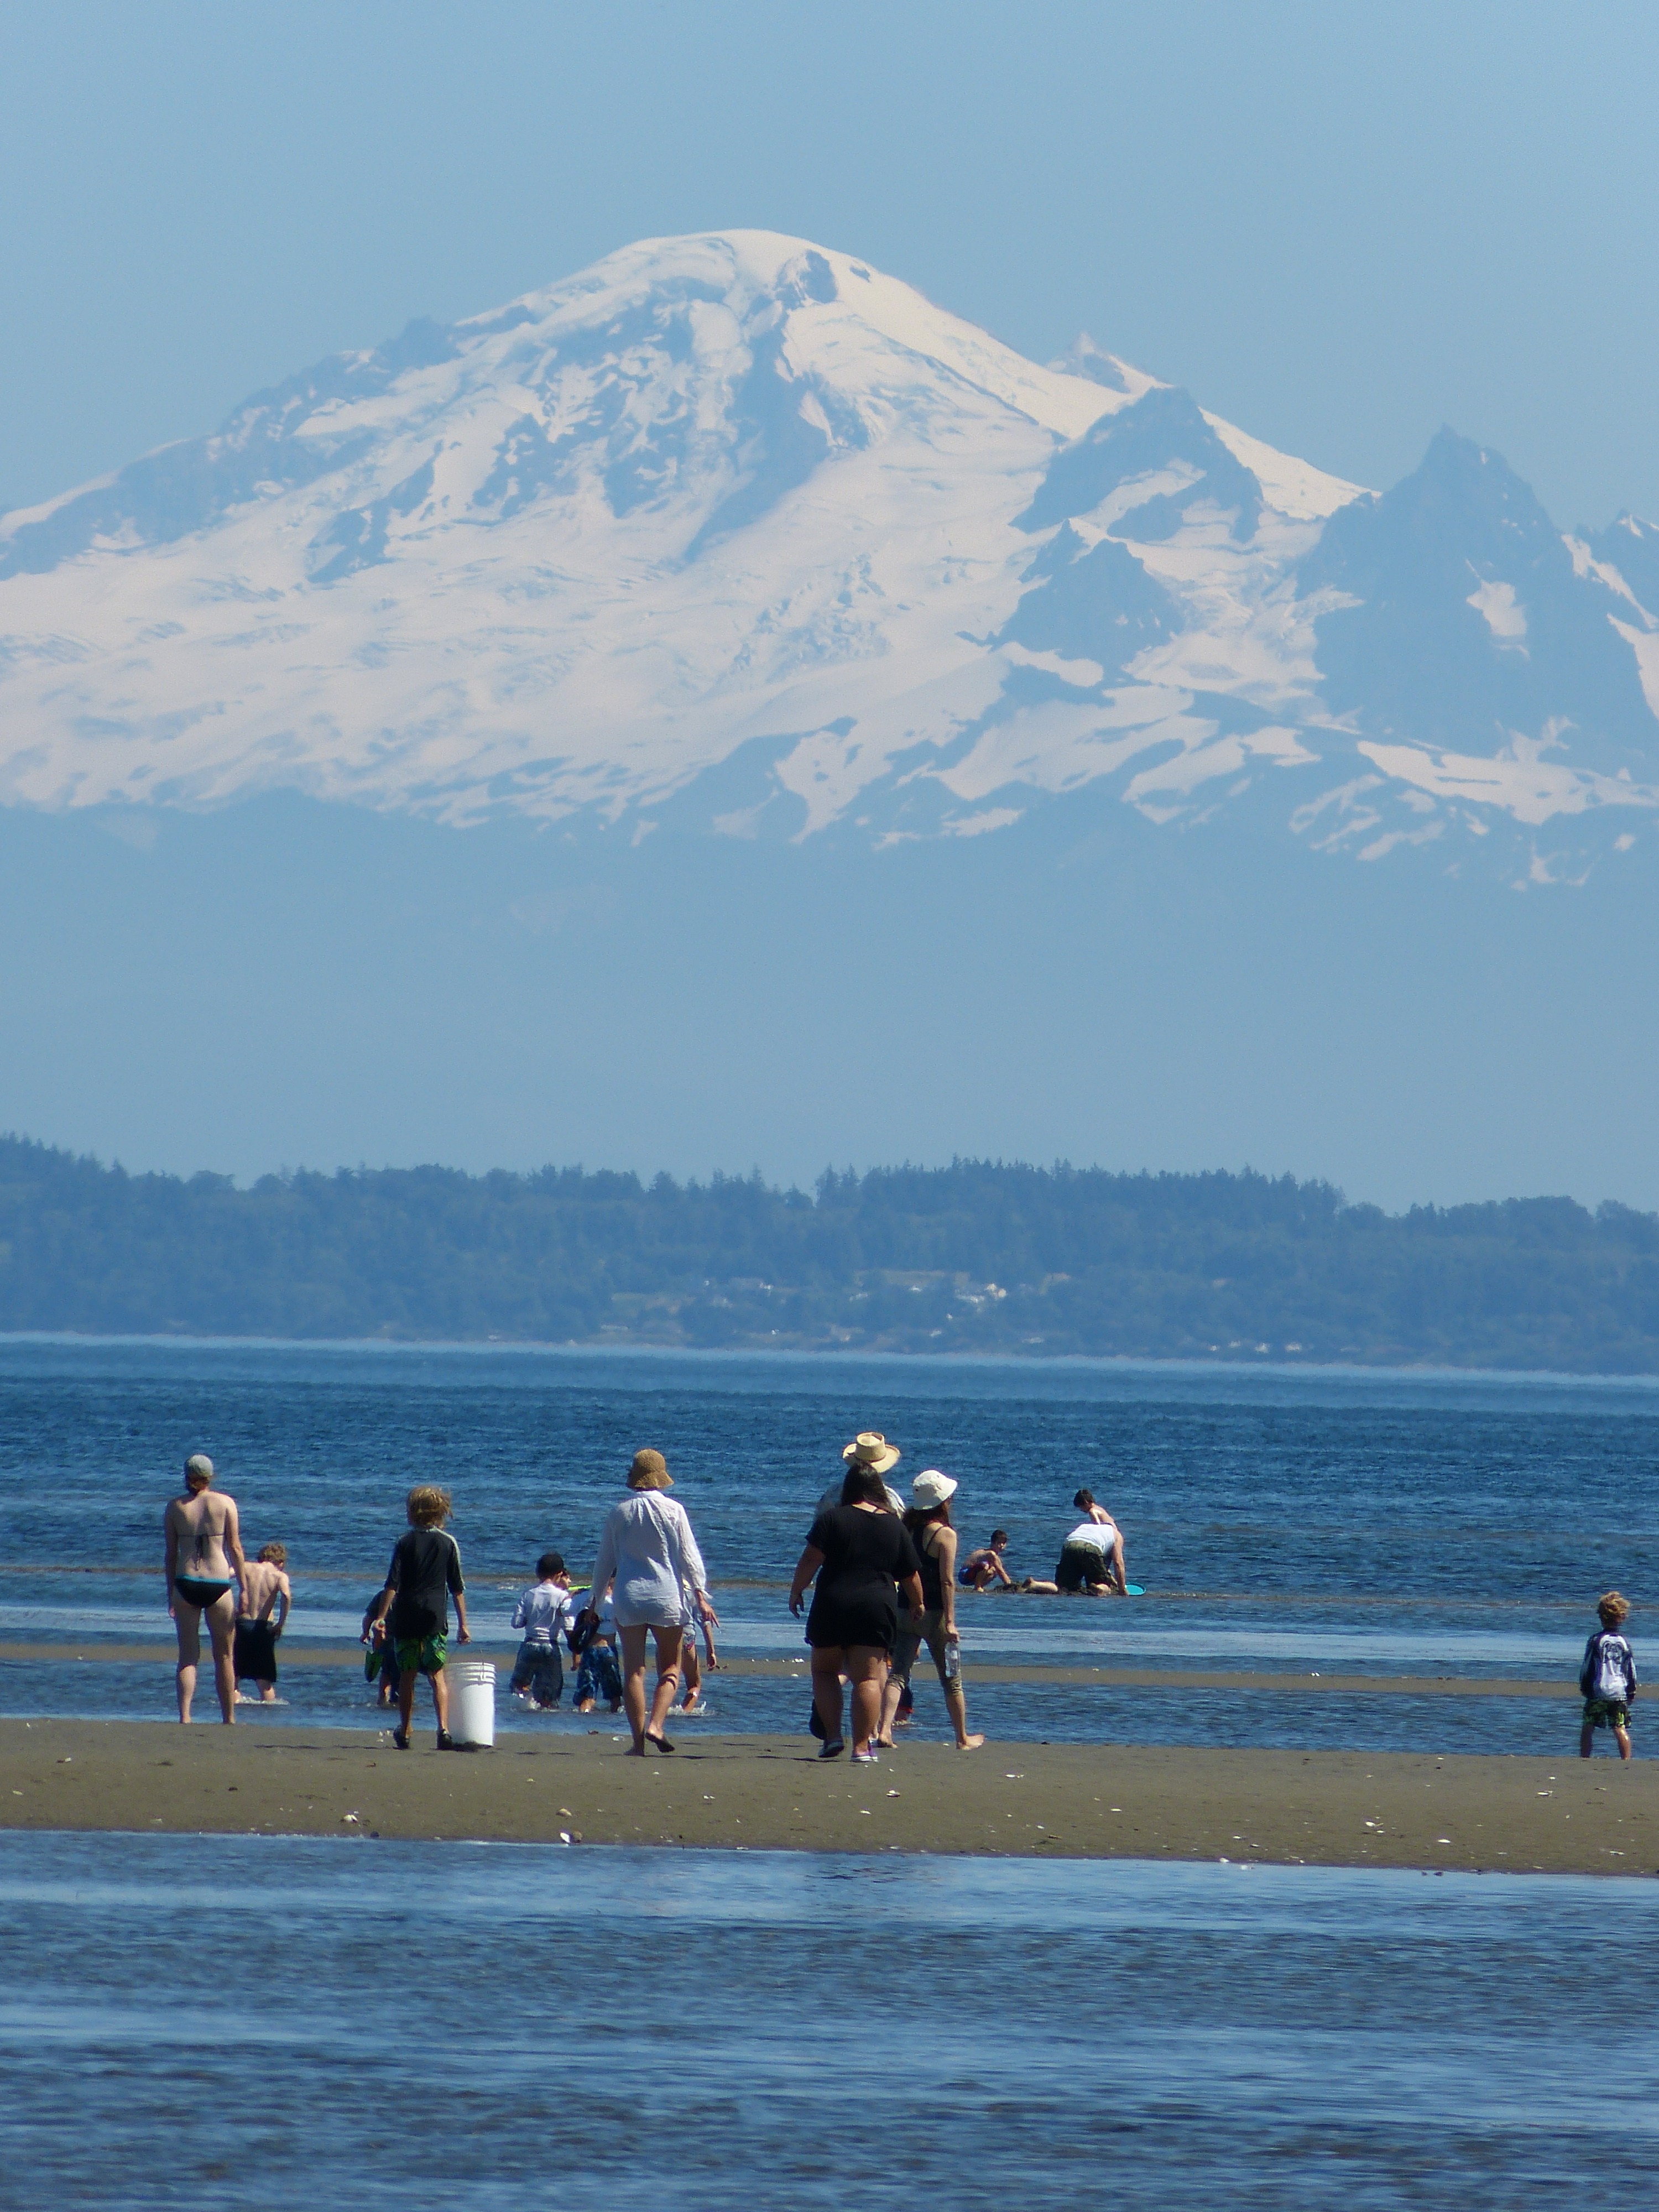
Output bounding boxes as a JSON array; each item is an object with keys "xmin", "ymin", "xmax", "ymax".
[
  {"xmin": 367, "ymin": 1485, "xmax": 471, "ymax": 1750},
  {"xmin": 1579, "ymin": 1590, "xmax": 1637, "ymax": 1760}
]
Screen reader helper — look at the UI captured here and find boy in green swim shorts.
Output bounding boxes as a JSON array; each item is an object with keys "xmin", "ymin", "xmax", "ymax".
[{"xmin": 368, "ymin": 1485, "xmax": 470, "ymax": 1750}]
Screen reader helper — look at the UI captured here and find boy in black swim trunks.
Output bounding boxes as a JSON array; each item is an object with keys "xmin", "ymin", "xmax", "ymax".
[
  {"xmin": 367, "ymin": 1485, "xmax": 471, "ymax": 1750},
  {"xmin": 233, "ymin": 1542, "xmax": 291, "ymax": 1703}
]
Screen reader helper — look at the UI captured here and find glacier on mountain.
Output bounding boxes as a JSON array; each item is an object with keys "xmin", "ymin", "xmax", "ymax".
[{"xmin": 1, "ymin": 228, "xmax": 1656, "ymax": 873}]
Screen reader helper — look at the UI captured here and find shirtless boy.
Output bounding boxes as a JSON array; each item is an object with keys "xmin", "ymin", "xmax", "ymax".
[
  {"xmin": 234, "ymin": 1542, "xmax": 292, "ymax": 1704},
  {"xmin": 163, "ymin": 1454, "xmax": 248, "ymax": 1724},
  {"xmin": 959, "ymin": 1531, "xmax": 1016, "ymax": 1592}
]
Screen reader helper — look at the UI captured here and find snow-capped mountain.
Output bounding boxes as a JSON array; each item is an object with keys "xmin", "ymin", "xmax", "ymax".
[{"xmin": 2, "ymin": 228, "xmax": 1656, "ymax": 876}]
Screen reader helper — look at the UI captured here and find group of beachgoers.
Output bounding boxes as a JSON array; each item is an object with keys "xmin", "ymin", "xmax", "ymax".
[
  {"xmin": 163, "ymin": 1441, "xmax": 1641, "ymax": 1764},
  {"xmin": 160, "ymin": 1428, "xmax": 1134, "ymax": 1756}
]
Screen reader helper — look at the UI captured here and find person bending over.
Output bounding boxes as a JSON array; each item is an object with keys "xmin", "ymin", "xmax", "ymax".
[{"xmin": 1054, "ymin": 1490, "xmax": 1128, "ymax": 1596}]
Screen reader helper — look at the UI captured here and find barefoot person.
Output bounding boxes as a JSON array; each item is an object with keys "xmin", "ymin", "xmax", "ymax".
[
  {"xmin": 367, "ymin": 1485, "xmax": 471, "ymax": 1750},
  {"xmin": 583, "ymin": 1449, "xmax": 710, "ymax": 1756},
  {"xmin": 1055, "ymin": 1489, "xmax": 1128, "ymax": 1595},
  {"xmin": 234, "ymin": 1542, "xmax": 291, "ymax": 1704},
  {"xmin": 790, "ymin": 1460, "xmax": 924, "ymax": 1765},
  {"xmin": 880, "ymin": 1472, "xmax": 985, "ymax": 1751},
  {"xmin": 163, "ymin": 1453, "xmax": 248, "ymax": 1725}
]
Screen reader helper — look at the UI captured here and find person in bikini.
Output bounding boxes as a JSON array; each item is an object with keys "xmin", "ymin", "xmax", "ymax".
[
  {"xmin": 234, "ymin": 1542, "xmax": 291, "ymax": 1704},
  {"xmin": 163, "ymin": 1453, "xmax": 248, "ymax": 1724}
]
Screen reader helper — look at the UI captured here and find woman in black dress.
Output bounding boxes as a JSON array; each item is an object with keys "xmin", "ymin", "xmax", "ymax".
[{"xmin": 790, "ymin": 1464, "xmax": 924, "ymax": 1764}]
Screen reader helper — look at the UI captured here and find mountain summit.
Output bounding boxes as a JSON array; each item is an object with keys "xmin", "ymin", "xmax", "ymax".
[{"xmin": 2, "ymin": 229, "xmax": 1655, "ymax": 872}]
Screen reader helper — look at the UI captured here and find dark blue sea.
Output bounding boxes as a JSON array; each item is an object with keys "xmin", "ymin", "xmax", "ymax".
[{"xmin": 3, "ymin": 1339, "xmax": 1657, "ymax": 2208}]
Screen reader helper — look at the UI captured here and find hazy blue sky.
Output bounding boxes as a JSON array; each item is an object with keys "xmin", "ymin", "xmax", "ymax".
[{"xmin": 2, "ymin": 1, "xmax": 1656, "ymax": 531}]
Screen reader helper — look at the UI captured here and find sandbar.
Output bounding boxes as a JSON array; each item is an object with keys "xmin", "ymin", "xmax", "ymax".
[
  {"xmin": 0, "ymin": 1644, "xmax": 1575, "ymax": 1698},
  {"xmin": 0, "ymin": 1718, "xmax": 1650, "ymax": 1874}
]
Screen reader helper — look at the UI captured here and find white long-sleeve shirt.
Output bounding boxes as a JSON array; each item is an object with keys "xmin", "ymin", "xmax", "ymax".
[
  {"xmin": 589, "ymin": 1490, "xmax": 708, "ymax": 1630},
  {"xmin": 512, "ymin": 1579, "xmax": 577, "ymax": 1647}
]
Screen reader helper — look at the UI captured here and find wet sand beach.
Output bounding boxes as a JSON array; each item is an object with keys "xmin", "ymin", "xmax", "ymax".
[
  {"xmin": 1, "ymin": 1716, "xmax": 1651, "ymax": 1873},
  {"xmin": 0, "ymin": 1642, "xmax": 1582, "ymax": 1698}
]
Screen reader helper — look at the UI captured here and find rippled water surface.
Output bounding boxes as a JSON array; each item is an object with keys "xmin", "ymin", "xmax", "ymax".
[{"xmin": 1, "ymin": 1830, "xmax": 1654, "ymax": 2210}]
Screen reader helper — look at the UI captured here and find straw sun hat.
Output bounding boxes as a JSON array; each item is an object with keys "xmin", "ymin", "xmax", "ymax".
[
  {"xmin": 842, "ymin": 1431, "xmax": 901, "ymax": 1475},
  {"xmin": 628, "ymin": 1448, "xmax": 674, "ymax": 1490}
]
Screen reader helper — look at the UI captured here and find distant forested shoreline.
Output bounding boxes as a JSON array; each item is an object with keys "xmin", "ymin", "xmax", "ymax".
[{"xmin": 3, "ymin": 1135, "xmax": 1659, "ymax": 1373}]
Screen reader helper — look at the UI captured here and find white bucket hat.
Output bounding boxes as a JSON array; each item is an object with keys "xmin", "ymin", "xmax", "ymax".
[{"xmin": 911, "ymin": 1469, "xmax": 958, "ymax": 1509}]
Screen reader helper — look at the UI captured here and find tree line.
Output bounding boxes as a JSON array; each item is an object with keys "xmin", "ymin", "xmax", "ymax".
[{"xmin": 3, "ymin": 1135, "xmax": 1658, "ymax": 1370}]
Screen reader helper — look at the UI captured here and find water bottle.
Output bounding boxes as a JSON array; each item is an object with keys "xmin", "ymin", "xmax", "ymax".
[{"xmin": 943, "ymin": 1637, "xmax": 961, "ymax": 1682}]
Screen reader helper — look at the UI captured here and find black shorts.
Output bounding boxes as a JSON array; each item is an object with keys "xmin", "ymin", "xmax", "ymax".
[
  {"xmin": 1055, "ymin": 1544, "xmax": 1113, "ymax": 1593},
  {"xmin": 806, "ymin": 1598, "xmax": 899, "ymax": 1653},
  {"xmin": 234, "ymin": 1618, "xmax": 279, "ymax": 1683}
]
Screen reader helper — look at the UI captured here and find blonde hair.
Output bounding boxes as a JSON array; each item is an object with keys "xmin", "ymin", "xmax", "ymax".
[
  {"xmin": 1598, "ymin": 1590, "xmax": 1632, "ymax": 1627},
  {"xmin": 258, "ymin": 1542, "xmax": 287, "ymax": 1566},
  {"xmin": 406, "ymin": 1485, "xmax": 452, "ymax": 1527},
  {"xmin": 628, "ymin": 1449, "xmax": 672, "ymax": 1491}
]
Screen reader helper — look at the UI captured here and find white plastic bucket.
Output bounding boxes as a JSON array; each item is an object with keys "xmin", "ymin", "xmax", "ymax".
[{"xmin": 451, "ymin": 1661, "xmax": 496, "ymax": 1748}]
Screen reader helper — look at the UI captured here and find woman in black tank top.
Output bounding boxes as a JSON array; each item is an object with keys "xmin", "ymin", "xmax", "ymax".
[{"xmin": 880, "ymin": 1474, "xmax": 985, "ymax": 1752}]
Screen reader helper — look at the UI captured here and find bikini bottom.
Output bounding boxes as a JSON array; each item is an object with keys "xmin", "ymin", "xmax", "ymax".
[{"xmin": 175, "ymin": 1574, "xmax": 234, "ymax": 1609}]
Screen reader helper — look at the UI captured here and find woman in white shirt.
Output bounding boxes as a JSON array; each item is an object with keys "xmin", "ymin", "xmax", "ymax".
[{"xmin": 583, "ymin": 1449, "xmax": 714, "ymax": 1754}]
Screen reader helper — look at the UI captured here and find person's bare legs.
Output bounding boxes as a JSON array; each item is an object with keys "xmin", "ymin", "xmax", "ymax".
[
  {"xmin": 811, "ymin": 1647, "xmax": 847, "ymax": 1747},
  {"xmin": 431, "ymin": 1667, "xmax": 450, "ymax": 1735},
  {"xmin": 681, "ymin": 1636, "xmax": 702, "ymax": 1710},
  {"xmin": 620, "ymin": 1624, "xmax": 683, "ymax": 1751},
  {"xmin": 174, "ymin": 1598, "xmax": 202, "ymax": 1722},
  {"xmin": 943, "ymin": 1679, "xmax": 984, "ymax": 1750},
  {"xmin": 848, "ymin": 1648, "xmax": 885, "ymax": 1755},
  {"xmin": 646, "ymin": 1624, "xmax": 682, "ymax": 1744},
  {"xmin": 1616, "ymin": 1724, "xmax": 1632, "ymax": 1760},
  {"xmin": 877, "ymin": 1670, "xmax": 905, "ymax": 1746},
  {"xmin": 192, "ymin": 1589, "xmax": 238, "ymax": 1723},
  {"xmin": 397, "ymin": 1665, "xmax": 419, "ymax": 1738}
]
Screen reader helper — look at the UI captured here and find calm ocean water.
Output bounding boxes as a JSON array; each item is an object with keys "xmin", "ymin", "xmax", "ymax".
[
  {"xmin": 1, "ymin": 1336, "xmax": 1655, "ymax": 1749},
  {"xmin": 1, "ymin": 1831, "xmax": 1654, "ymax": 2210}
]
